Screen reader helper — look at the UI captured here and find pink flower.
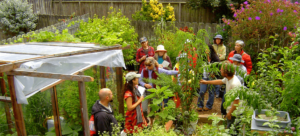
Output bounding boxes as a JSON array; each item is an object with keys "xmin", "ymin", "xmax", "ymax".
[
  {"xmin": 255, "ymin": 16, "xmax": 260, "ymax": 20},
  {"xmin": 248, "ymin": 17, "xmax": 252, "ymax": 20},
  {"xmin": 267, "ymin": 0, "xmax": 270, "ymax": 3},
  {"xmin": 234, "ymin": 13, "xmax": 237, "ymax": 17},
  {"xmin": 270, "ymin": 12, "xmax": 274, "ymax": 16},
  {"xmin": 283, "ymin": 26, "xmax": 287, "ymax": 31},
  {"xmin": 230, "ymin": 4, "xmax": 233, "ymax": 6},
  {"xmin": 295, "ymin": 2, "xmax": 299, "ymax": 4},
  {"xmin": 259, "ymin": 11, "xmax": 262, "ymax": 14},
  {"xmin": 244, "ymin": 1, "xmax": 248, "ymax": 5},
  {"xmin": 294, "ymin": 10, "xmax": 297, "ymax": 13}
]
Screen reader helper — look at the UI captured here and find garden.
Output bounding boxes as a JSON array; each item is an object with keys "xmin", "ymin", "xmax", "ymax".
[{"xmin": 1, "ymin": 0, "xmax": 300, "ymax": 135}]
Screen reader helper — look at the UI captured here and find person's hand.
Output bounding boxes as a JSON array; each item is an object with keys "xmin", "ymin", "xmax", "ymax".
[
  {"xmin": 139, "ymin": 95, "xmax": 144, "ymax": 102},
  {"xmin": 159, "ymin": 64, "xmax": 163, "ymax": 68},
  {"xmin": 144, "ymin": 84, "xmax": 152, "ymax": 89},
  {"xmin": 226, "ymin": 112, "xmax": 232, "ymax": 120},
  {"xmin": 141, "ymin": 55, "xmax": 147, "ymax": 61},
  {"xmin": 200, "ymin": 79, "xmax": 207, "ymax": 84}
]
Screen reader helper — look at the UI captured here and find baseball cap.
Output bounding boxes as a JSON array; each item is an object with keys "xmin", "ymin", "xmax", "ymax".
[{"xmin": 125, "ymin": 72, "xmax": 141, "ymax": 82}]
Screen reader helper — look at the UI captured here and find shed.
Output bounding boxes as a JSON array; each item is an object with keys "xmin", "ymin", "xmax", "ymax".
[{"xmin": 0, "ymin": 42, "xmax": 126, "ymax": 136}]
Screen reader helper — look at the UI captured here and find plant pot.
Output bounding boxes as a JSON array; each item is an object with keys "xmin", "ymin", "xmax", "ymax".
[{"xmin": 253, "ymin": 109, "xmax": 291, "ymax": 128}]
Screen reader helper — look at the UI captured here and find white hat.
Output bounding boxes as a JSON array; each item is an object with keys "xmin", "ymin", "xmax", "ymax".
[
  {"xmin": 155, "ymin": 45, "xmax": 167, "ymax": 52},
  {"xmin": 125, "ymin": 72, "xmax": 141, "ymax": 82}
]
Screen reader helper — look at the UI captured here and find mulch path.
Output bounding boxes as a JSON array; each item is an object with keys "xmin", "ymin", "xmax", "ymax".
[{"xmin": 193, "ymin": 92, "xmax": 223, "ymax": 116}]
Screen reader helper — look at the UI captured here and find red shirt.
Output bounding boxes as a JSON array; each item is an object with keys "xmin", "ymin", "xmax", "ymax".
[
  {"xmin": 228, "ymin": 50, "xmax": 253, "ymax": 75},
  {"xmin": 136, "ymin": 46, "xmax": 155, "ymax": 73}
]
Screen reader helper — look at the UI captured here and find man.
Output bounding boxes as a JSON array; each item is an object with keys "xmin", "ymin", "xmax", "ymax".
[
  {"xmin": 227, "ymin": 40, "xmax": 252, "ymax": 75},
  {"xmin": 91, "ymin": 88, "xmax": 118, "ymax": 136},
  {"xmin": 229, "ymin": 54, "xmax": 247, "ymax": 85},
  {"xmin": 200, "ymin": 61, "xmax": 242, "ymax": 129},
  {"xmin": 136, "ymin": 37, "xmax": 155, "ymax": 73}
]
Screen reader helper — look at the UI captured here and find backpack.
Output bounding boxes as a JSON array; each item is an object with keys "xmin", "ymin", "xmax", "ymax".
[{"xmin": 89, "ymin": 115, "xmax": 96, "ymax": 136}]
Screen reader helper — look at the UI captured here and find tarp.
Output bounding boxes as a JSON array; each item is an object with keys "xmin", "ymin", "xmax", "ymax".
[{"xmin": 14, "ymin": 49, "xmax": 126, "ymax": 104}]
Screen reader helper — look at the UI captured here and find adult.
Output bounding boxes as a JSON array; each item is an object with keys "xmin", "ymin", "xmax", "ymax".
[
  {"xmin": 197, "ymin": 45, "xmax": 221, "ymax": 111},
  {"xmin": 228, "ymin": 40, "xmax": 252, "ymax": 75},
  {"xmin": 200, "ymin": 61, "xmax": 242, "ymax": 129},
  {"xmin": 91, "ymin": 88, "xmax": 118, "ymax": 136},
  {"xmin": 229, "ymin": 54, "xmax": 247, "ymax": 85},
  {"xmin": 123, "ymin": 72, "xmax": 147, "ymax": 134},
  {"xmin": 154, "ymin": 45, "xmax": 172, "ymax": 70},
  {"xmin": 212, "ymin": 35, "xmax": 226, "ymax": 61},
  {"xmin": 136, "ymin": 37, "xmax": 155, "ymax": 73},
  {"xmin": 139, "ymin": 57, "xmax": 179, "ymax": 125}
]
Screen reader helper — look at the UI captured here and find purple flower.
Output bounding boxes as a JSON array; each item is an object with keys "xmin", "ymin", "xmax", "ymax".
[
  {"xmin": 255, "ymin": 16, "xmax": 260, "ymax": 20},
  {"xmin": 223, "ymin": 29, "xmax": 225, "ymax": 31},
  {"xmin": 294, "ymin": 10, "xmax": 297, "ymax": 13},
  {"xmin": 244, "ymin": 1, "xmax": 248, "ymax": 5},
  {"xmin": 283, "ymin": 26, "xmax": 287, "ymax": 31},
  {"xmin": 281, "ymin": 9, "xmax": 284, "ymax": 12},
  {"xmin": 234, "ymin": 13, "xmax": 237, "ymax": 17},
  {"xmin": 260, "ymin": 11, "xmax": 262, "ymax": 14},
  {"xmin": 267, "ymin": 0, "xmax": 270, "ymax": 3},
  {"xmin": 227, "ymin": 22, "xmax": 230, "ymax": 25},
  {"xmin": 270, "ymin": 12, "xmax": 274, "ymax": 16},
  {"xmin": 277, "ymin": 8, "xmax": 281, "ymax": 13},
  {"xmin": 242, "ymin": 7, "xmax": 245, "ymax": 11},
  {"xmin": 295, "ymin": 2, "xmax": 298, "ymax": 4},
  {"xmin": 248, "ymin": 17, "xmax": 252, "ymax": 20}
]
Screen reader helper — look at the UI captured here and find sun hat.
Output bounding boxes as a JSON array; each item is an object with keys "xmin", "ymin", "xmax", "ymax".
[
  {"xmin": 155, "ymin": 45, "xmax": 167, "ymax": 52},
  {"xmin": 139, "ymin": 37, "xmax": 148, "ymax": 43},
  {"xmin": 229, "ymin": 54, "xmax": 244, "ymax": 63},
  {"xmin": 213, "ymin": 35, "xmax": 223, "ymax": 40},
  {"xmin": 125, "ymin": 72, "xmax": 141, "ymax": 83}
]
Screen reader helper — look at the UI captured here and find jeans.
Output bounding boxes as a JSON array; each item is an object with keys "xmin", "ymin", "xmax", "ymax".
[
  {"xmin": 197, "ymin": 78, "xmax": 221, "ymax": 109},
  {"xmin": 160, "ymin": 98, "xmax": 169, "ymax": 108}
]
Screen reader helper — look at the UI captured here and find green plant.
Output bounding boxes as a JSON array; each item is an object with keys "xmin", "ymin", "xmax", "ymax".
[
  {"xmin": 133, "ymin": 123, "xmax": 183, "ymax": 136},
  {"xmin": 75, "ymin": 8, "xmax": 138, "ymax": 65},
  {"xmin": 132, "ymin": 0, "xmax": 175, "ymax": 22},
  {"xmin": 45, "ymin": 122, "xmax": 82, "ymax": 136},
  {"xmin": 0, "ymin": 0, "xmax": 37, "ymax": 36},
  {"xmin": 198, "ymin": 113, "xmax": 230, "ymax": 136}
]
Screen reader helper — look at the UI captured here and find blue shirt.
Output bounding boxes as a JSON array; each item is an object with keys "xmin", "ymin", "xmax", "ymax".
[{"xmin": 158, "ymin": 56, "xmax": 164, "ymax": 64}]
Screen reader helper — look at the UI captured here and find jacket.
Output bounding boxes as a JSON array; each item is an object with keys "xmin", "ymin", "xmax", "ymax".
[
  {"xmin": 91, "ymin": 100, "xmax": 118, "ymax": 136},
  {"xmin": 228, "ymin": 50, "xmax": 252, "ymax": 75},
  {"xmin": 136, "ymin": 46, "xmax": 155, "ymax": 73},
  {"xmin": 212, "ymin": 44, "xmax": 226, "ymax": 61}
]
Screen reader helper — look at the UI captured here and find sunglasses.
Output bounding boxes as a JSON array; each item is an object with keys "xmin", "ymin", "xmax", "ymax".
[{"xmin": 145, "ymin": 64, "xmax": 152, "ymax": 67}]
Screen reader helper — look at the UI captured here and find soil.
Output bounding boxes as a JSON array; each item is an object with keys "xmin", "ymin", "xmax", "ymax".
[
  {"xmin": 192, "ymin": 92, "xmax": 223, "ymax": 116},
  {"xmin": 256, "ymin": 114, "xmax": 288, "ymax": 121}
]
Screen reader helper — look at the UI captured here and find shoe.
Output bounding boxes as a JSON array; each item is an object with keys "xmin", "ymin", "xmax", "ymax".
[
  {"xmin": 203, "ymin": 107, "xmax": 211, "ymax": 111},
  {"xmin": 197, "ymin": 107, "xmax": 203, "ymax": 111}
]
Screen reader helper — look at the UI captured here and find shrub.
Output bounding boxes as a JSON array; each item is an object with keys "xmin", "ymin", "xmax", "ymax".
[
  {"xmin": 0, "ymin": 0, "xmax": 37, "ymax": 36},
  {"xmin": 223, "ymin": 0, "xmax": 300, "ymax": 51},
  {"xmin": 132, "ymin": 0, "xmax": 176, "ymax": 22}
]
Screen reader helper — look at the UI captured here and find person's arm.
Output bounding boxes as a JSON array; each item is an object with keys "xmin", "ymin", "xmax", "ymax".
[
  {"xmin": 136, "ymin": 49, "xmax": 140, "ymax": 63},
  {"xmin": 158, "ymin": 68, "xmax": 178, "ymax": 75},
  {"xmin": 95, "ymin": 113, "xmax": 110, "ymax": 135},
  {"xmin": 125, "ymin": 96, "xmax": 144, "ymax": 111},
  {"xmin": 200, "ymin": 79, "xmax": 224, "ymax": 85},
  {"xmin": 245, "ymin": 55, "xmax": 252, "ymax": 75},
  {"xmin": 219, "ymin": 46, "xmax": 226, "ymax": 61},
  {"xmin": 226, "ymin": 99, "xmax": 239, "ymax": 120},
  {"xmin": 139, "ymin": 70, "xmax": 146, "ymax": 87}
]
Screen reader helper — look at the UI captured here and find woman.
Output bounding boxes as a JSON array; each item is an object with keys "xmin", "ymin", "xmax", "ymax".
[
  {"xmin": 154, "ymin": 45, "xmax": 172, "ymax": 70},
  {"xmin": 212, "ymin": 35, "xmax": 226, "ymax": 61},
  {"xmin": 227, "ymin": 40, "xmax": 252, "ymax": 75},
  {"xmin": 123, "ymin": 72, "xmax": 147, "ymax": 134},
  {"xmin": 197, "ymin": 45, "xmax": 221, "ymax": 111}
]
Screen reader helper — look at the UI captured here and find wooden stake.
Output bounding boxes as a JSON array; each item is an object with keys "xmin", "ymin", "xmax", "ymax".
[
  {"xmin": 99, "ymin": 66, "xmax": 106, "ymax": 89},
  {"xmin": 50, "ymin": 86, "xmax": 62, "ymax": 136},
  {"xmin": 116, "ymin": 67, "xmax": 124, "ymax": 115},
  {"xmin": 78, "ymin": 72, "xmax": 90, "ymax": 136},
  {"xmin": 0, "ymin": 73, "xmax": 13, "ymax": 134},
  {"xmin": 7, "ymin": 75, "xmax": 26, "ymax": 136}
]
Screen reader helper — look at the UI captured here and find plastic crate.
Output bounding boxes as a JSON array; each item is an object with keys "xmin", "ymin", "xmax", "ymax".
[{"xmin": 253, "ymin": 109, "xmax": 290, "ymax": 129}]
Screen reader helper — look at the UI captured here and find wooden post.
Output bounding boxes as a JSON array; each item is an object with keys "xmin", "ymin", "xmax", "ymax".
[
  {"xmin": 0, "ymin": 73, "xmax": 13, "ymax": 134},
  {"xmin": 99, "ymin": 66, "xmax": 106, "ymax": 89},
  {"xmin": 79, "ymin": 2, "xmax": 82, "ymax": 15},
  {"xmin": 7, "ymin": 75, "xmax": 26, "ymax": 136},
  {"xmin": 179, "ymin": 3, "xmax": 181, "ymax": 22},
  {"xmin": 93, "ymin": 66, "xmax": 99, "ymax": 89},
  {"xmin": 78, "ymin": 72, "xmax": 90, "ymax": 136},
  {"xmin": 50, "ymin": 86, "xmax": 62, "ymax": 136},
  {"xmin": 116, "ymin": 67, "xmax": 124, "ymax": 115},
  {"xmin": 59, "ymin": 0, "xmax": 63, "ymax": 15}
]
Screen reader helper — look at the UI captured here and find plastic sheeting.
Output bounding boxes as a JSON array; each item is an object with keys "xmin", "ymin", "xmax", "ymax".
[
  {"xmin": 0, "ymin": 53, "xmax": 41, "ymax": 61},
  {"xmin": 26, "ymin": 42, "xmax": 99, "ymax": 48},
  {"xmin": 14, "ymin": 49, "xmax": 126, "ymax": 104},
  {"xmin": 0, "ymin": 44, "xmax": 89, "ymax": 55}
]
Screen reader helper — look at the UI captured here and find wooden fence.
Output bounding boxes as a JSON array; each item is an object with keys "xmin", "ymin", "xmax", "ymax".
[{"xmin": 27, "ymin": 0, "xmax": 217, "ymax": 23}]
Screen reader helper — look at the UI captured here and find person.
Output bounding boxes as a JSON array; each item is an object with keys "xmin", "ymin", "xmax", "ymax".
[
  {"xmin": 123, "ymin": 72, "xmax": 147, "ymax": 134},
  {"xmin": 229, "ymin": 54, "xmax": 247, "ymax": 85},
  {"xmin": 200, "ymin": 61, "xmax": 242, "ymax": 129},
  {"xmin": 228, "ymin": 40, "xmax": 252, "ymax": 75},
  {"xmin": 136, "ymin": 37, "xmax": 155, "ymax": 73},
  {"xmin": 91, "ymin": 88, "xmax": 118, "ymax": 136},
  {"xmin": 212, "ymin": 35, "xmax": 226, "ymax": 61},
  {"xmin": 197, "ymin": 45, "xmax": 221, "ymax": 111},
  {"xmin": 154, "ymin": 45, "xmax": 172, "ymax": 70},
  {"xmin": 139, "ymin": 57, "xmax": 179, "ymax": 125}
]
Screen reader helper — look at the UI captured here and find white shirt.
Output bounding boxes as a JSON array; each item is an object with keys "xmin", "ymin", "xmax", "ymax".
[{"xmin": 222, "ymin": 75, "xmax": 242, "ymax": 113}]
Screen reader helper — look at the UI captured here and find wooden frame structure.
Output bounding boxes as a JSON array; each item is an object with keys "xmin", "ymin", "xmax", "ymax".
[{"xmin": 0, "ymin": 42, "xmax": 125, "ymax": 136}]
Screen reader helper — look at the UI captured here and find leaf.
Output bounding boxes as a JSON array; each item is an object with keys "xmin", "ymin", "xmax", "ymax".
[
  {"xmin": 167, "ymin": 115, "xmax": 176, "ymax": 120},
  {"xmin": 45, "ymin": 131, "xmax": 56, "ymax": 136},
  {"xmin": 144, "ymin": 93, "xmax": 156, "ymax": 100},
  {"xmin": 62, "ymin": 124, "xmax": 74, "ymax": 135},
  {"xmin": 153, "ymin": 97, "xmax": 163, "ymax": 105}
]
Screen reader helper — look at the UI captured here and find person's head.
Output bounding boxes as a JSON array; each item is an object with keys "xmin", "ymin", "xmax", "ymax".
[
  {"xmin": 144, "ymin": 57, "xmax": 159, "ymax": 70},
  {"xmin": 123, "ymin": 72, "xmax": 141, "ymax": 98},
  {"xmin": 235, "ymin": 40, "xmax": 245, "ymax": 52},
  {"xmin": 213, "ymin": 35, "xmax": 223, "ymax": 45},
  {"xmin": 140, "ymin": 37, "xmax": 148, "ymax": 47},
  {"xmin": 99, "ymin": 88, "xmax": 113, "ymax": 102},
  {"xmin": 220, "ymin": 60, "xmax": 235, "ymax": 78},
  {"xmin": 154, "ymin": 45, "xmax": 168, "ymax": 60},
  {"xmin": 229, "ymin": 54, "xmax": 244, "ymax": 66},
  {"xmin": 207, "ymin": 44, "xmax": 220, "ymax": 63}
]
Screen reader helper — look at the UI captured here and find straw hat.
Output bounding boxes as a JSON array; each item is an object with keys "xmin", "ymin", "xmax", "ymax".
[{"xmin": 155, "ymin": 45, "xmax": 167, "ymax": 52}]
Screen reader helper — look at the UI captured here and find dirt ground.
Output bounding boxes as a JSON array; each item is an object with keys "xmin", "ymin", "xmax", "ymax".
[{"xmin": 193, "ymin": 92, "xmax": 223, "ymax": 116}]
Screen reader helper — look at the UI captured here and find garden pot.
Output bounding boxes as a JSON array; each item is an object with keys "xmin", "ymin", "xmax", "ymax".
[{"xmin": 253, "ymin": 109, "xmax": 291, "ymax": 128}]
